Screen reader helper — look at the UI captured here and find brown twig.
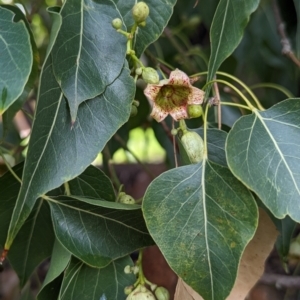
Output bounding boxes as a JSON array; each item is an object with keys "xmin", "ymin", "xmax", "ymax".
[{"xmin": 272, "ymin": 0, "xmax": 300, "ymax": 68}]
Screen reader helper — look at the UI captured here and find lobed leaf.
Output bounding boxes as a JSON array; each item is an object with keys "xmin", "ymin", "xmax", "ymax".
[{"xmin": 143, "ymin": 160, "xmax": 257, "ymax": 300}]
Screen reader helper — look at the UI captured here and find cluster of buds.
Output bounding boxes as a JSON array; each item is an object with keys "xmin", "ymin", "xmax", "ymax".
[
  {"xmin": 112, "ymin": 1, "xmax": 150, "ymax": 31},
  {"xmin": 124, "ymin": 284, "xmax": 170, "ymax": 300},
  {"xmin": 123, "ymin": 263, "xmax": 170, "ymax": 300},
  {"xmin": 136, "ymin": 67, "xmax": 159, "ymax": 85}
]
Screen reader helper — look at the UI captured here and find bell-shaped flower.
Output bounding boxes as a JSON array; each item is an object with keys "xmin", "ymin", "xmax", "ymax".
[{"xmin": 144, "ymin": 69, "xmax": 204, "ymax": 122}]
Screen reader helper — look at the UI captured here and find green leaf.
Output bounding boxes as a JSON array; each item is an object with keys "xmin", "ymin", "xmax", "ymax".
[
  {"xmin": 131, "ymin": 0, "xmax": 177, "ymax": 57},
  {"xmin": 68, "ymin": 165, "xmax": 115, "ymax": 201},
  {"xmin": 38, "ymin": 239, "xmax": 71, "ymax": 300},
  {"xmin": 179, "ymin": 128, "xmax": 227, "ymax": 166},
  {"xmin": 59, "ymin": 256, "xmax": 135, "ymax": 300},
  {"xmin": 207, "ymin": 0, "xmax": 259, "ymax": 84},
  {"xmin": 226, "ymin": 99, "xmax": 300, "ymax": 221},
  {"xmin": 51, "ymin": 0, "xmax": 127, "ymax": 121},
  {"xmin": 1, "ymin": 5, "xmax": 39, "ymax": 130},
  {"xmin": 0, "ymin": 163, "xmax": 23, "ymax": 246},
  {"xmin": 0, "ymin": 163, "xmax": 55, "ymax": 286},
  {"xmin": 48, "ymin": 196, "xmax": 153, "ymax": 267},
  {"xmin": 143, "ymin": 161, "xmax": 258, "ymax": 300},
  {"xmin": 275, "ymin": 216, "xmax": 296, "ymax": 261},
  {"xmin": 0, "ymin": 6, "xmax": 33, "ymax": 113},
  {"xmin": 5, "ymin": 57, "xmax": 134, "ymax": 249},
  {"xmin": 9, "ymin": 199, "xmax": 55, "ymax": 286}
]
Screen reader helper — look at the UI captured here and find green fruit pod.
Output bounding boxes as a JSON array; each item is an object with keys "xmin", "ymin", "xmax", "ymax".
[
  {"xmin": 180, "ymin": 131, "xmax": 204, "ymax": 163},
  {"xmin": 132, "ymin": 2, "xmax": 150, "ymax": 24}
]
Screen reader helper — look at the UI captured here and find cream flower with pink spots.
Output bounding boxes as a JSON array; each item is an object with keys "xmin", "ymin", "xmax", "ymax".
[{"xmin": 144, "ymin": 69, "xmax": 204, "ymax": 122}]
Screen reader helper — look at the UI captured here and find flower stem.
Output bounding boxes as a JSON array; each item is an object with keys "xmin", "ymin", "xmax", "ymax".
[
  {"xmin": 203, "ymin": 79, "xmax": 255, "ymax": 111},
  {"xmin": 0, "ymin": 150, "xmax": 22, "ymax": 184},
  {"xmin": 220, "ymin": 102, "xmax": 253, "ymax": 111}
]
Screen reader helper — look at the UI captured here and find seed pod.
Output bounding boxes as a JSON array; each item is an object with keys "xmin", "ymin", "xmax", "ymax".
[
  {"xmin": 142, "ymin": 67, "xmax": 159, "ymax": 84},
  {"xmin": 155, "ymin": 287, "xmax": 170, "ymax": 300},
  {"xmin": 180, "ymin": 131, "xmax": 204, "ymax": 163},
  {"xmin": 132, "ymin": 2, "xmax": 149, "ymax": 24},
  {"xmin": 187, "ymin": 104, "xmax": 203, "ymax": 119},
  {"xmin": 112, "ymin": 18, "xmax": 122, "ymax": 30}
]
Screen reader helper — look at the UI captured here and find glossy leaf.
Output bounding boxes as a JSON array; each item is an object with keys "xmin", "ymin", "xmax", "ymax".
[
  {"xmin": 226, "ymin": 99, "xmax": 300, "ymax": 220},
  {"xmin": 48, "ymin": 196, "xmax": 153, "ymax": 267},
  {"xmin": 1, "ymin": 5, "xmax": 39, "ymax": 129},
  {"xmin": 207, "ymin": 0, "xmax": 259, "ymax": 83},
  {"xmin": 0, "ymin": 6, "xmax": 33, "ymax": 113},
  {"xmin": 59, "ymin": 256, "xmax": 135, "ymax": 300},
  {"xmin": 0, "ymin": 163, "xmax": 55, "ymax": 286},
  {"xmin": 9, "ymin": 199, "xmax": 55, "ymax": 286},
  {"xmin": 68, "ymin": 165, "xmax": 115, "ymax": 201},
  {"xmin": 51, "ymin": 0, "xmax": 127, "ymax": 121},
  {"xmin": 143, "ymin": 161, "xmax": 257, "ymax": 300},
  {"xmin": 5, "ymin": 59, "xmax": 134, "ymax": 249},
  {"xmin": 37, "ymin": 239, "xmax": 71, "ymax": 300},
  {"xmin": 275, "ymin": 216, "xmax": 296, "ymax": 261},
  {"xmin": 131, "ymin": 0, "xmax": 177, "ymax": 57}
]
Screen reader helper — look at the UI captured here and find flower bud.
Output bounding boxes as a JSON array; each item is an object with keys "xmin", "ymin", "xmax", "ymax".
[
  {"xmin": 180, "ymin": 131, "xmax": 204, "ymax": 163},
  {"xmin": 133, "ymin": 100, "xmax": 140, "ymax": 107},
  {"xmin": 155, "ymin": 287, "xmax": 170, "ymax": 300},
  {"xmin": 132, "ymin": 265, "xmax": 139, "ymax": 275},
  {"xmin": 124, "ymin": 285, "xmax": 134, "ymax": 295},
  {"xmin": 124, "ymin": 265, "xmax": 132, "ymax": 274},
  {"xmin": 130, "ymin": 105, "xmax": 138, "ymax": 117},
  {"xmin": 187, "ymin": 104, "xmax": 203, "ymax": 119},
  {"xmin": 120, "ymin": 194, "xmax": 136, "ymax": 204},
  {"xmin": 142, "ymin": 67, "xmax": 159, "ymax": 84},
  {"xmin": 289, "ymin": 237, "xmax": 300, "ymax": 258},
  {"xmin": 126, "ymin": 286, "xmax": 156, "ymax": 300},
  {"xmin": 132, "ymin": 2, "xmax": 149, "ymax": 24},
  {"xmin": 135, "ymin": 68, "xmax": 143, "ymax": 76},
  {"xmin": 112, "ymin": 18, "xmax": 122, "ymax": 30},
  {"xmin": 138, "ymin": 21, "xmax": 146, "ymax": 27},
  {"xmin": 171, "ymin": 129, "xmax": 178, "ymax": 136}
]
